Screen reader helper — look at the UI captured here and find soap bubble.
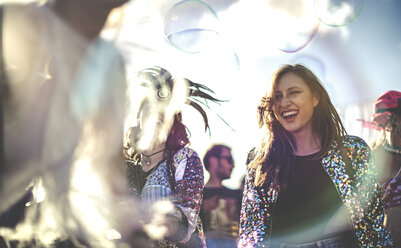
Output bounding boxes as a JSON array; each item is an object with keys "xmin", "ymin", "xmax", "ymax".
[
  {"xmin": 274, "ymin": 1, "xmax": 321, "ymax": 53},
  {"xmin": 278, "ymin": 20, "xmax": 320, "ymax": 53},
  {"xmin": 315, "ymin": 0, "xmax": 365, "ymax": 27},
  {"xmin": 164, "ymin": 0, "xmax": 220, "ymax": 53}
]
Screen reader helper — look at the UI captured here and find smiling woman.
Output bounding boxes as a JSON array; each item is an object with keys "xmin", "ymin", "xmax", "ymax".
[
  {"xmin": 272, "ymin": 72, "xmax": 319, "ymax": 139},
  {"xmin": 238, "ymin": 64, "xmax": 393, "ymax": 248}
]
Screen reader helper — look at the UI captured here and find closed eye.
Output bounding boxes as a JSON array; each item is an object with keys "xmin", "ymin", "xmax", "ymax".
[
  {"xmin": 274, "ymin": 93, "xmax": 283, "ymax": 101},
  {"xmin": 288, "ymin": 90, "xmax": 301, "ymax": 96}
]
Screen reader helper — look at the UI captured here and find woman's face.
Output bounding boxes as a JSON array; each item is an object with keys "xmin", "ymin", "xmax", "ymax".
[{"xmin": 272, "ymin": 72, "xmax": 318, "ymax": 135}]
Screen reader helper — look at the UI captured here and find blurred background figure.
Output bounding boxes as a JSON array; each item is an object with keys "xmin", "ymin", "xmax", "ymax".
[
  {"xmin": 124, "ymin": 67, "xmax": 224, "ymax": 248},
  {"xmin": 368, "ymin": 90, "xmax": 401, "ymax": 247},
  {"xmin": 200, "ymin": 144, "xmax": 241, "ymax": 248},
  {"xmin": 0, "ymin": 0, "xmax": 146, "ymax": 247}
]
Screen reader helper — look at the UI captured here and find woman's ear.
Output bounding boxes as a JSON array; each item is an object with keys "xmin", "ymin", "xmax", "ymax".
[{"xmin": 313, "ymin": 95, "xmax": 319, "ymax": 108}]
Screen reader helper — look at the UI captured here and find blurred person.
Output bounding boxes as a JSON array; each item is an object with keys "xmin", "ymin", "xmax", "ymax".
[
  {"xmin": 0, "ymin": 0, "xmax": 142, "ymax": 247},
  {"xmin": 124, "ymin": 67, "xmax": 224, "ymax": 248},
  {"xmin": 368, "ymin": 90, "xmax": 401, "ymax": 247},
  {"xmin": 239, "ymin": 64, "xmax": 393, "ymax": 247},
  {"xmin": 200, "ymin": 144, "xmax": 241, "ymax": 248}
]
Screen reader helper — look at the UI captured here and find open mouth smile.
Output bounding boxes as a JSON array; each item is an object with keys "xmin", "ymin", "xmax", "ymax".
[{"xmin": 282, "ymin": 110, "xmax": 298, "ymax": 120}]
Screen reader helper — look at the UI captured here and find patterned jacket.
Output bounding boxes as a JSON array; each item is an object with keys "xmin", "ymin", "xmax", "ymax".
[
  {"xmin": 238, "ymin": 135, "xmax": 393, "ymax": 248},
  {"xmin": 127, "ymin": 147, "xmax": 206, "ymax": 248}
]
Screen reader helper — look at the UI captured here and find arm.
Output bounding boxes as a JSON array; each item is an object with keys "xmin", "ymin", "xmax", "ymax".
[
  {"xmin": 382, "ymin": 175, "xmax": 401, "ymax": 208},
  {"xmin": 346, "ymin": 137, "xmax": 393, "ymax": 247},
  {"xmin": 238, "ymin": 149, "xmax": 271, "ymax": 248},
  {"xmin": 238, "ymin": 167, "xmax": 254, "ymax": 247},
  {"xmin": 167, "ymin": 147, "xmax": 204, "ymax": 244}
]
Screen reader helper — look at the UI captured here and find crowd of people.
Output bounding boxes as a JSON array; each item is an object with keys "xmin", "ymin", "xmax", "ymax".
[{"xmin": 0, "ymin": 1, "xmax": 400, "ymax": 248}]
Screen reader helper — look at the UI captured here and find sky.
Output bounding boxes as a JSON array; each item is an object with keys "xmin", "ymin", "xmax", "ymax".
[{"xmin": 110, "ymin": 0, "xmax": 401, "ymax": 188}]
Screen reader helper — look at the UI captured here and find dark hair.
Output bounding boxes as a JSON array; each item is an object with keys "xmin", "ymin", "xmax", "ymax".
[
  {"xmin": 127, "ymin": 66, "xmax": 224, "ymax": 189},
  {"xmin": 166, "ymin": 113, "xmax": 190, "ymax": 151},
  {"xmin": 125, "ymin": 67, "xmax": 191, "ymax": 190},
  {"xmin": 249, "ymin": 64, "xmax": 346, "ymax": 188},
  {"xmin": 203, "ymin": 144, "xmax": 231, "ymax": 171},
  {"xmin": 165, "ymin": 113, "xmax": 190, "ymax": 190}
]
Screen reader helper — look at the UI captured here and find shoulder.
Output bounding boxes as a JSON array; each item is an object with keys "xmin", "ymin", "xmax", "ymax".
[
  {"xmin": 246, "ymin": 147, "xmax": 257, "ymax": 166},
  {"xmin": 342, "ymin": 135, "xmax": 369, "ymax": 148},
  {"xmin": 245, "ymin": 148, "xmax": 259, "ymax": 181},
  {"xmin": 329, "ymin": 135, "xmax": 370, "ymax": 152},
  {"xmin": 203, "ymin": 187, "xmax": 225, "ymax": 198},
  {"xmin": 173, "ymin": 147, "xmax": 202, "ymax": 170},
  {"xmin": 334, "ymin": 135, "xmax": 372, "ymax": 168},
  {"xmin": 221, "ymin": 186, "xmax": 241, "ymax": 195},
  {"xmin": 341, "ymin": 135, "xmax": 371, "ymax": 156},
  {"xmin": 204, "ymin": 187, "xmax": 241, "ymax": 199},
  {"xmin": 173, "ymin": 147, "xmax": 200, "ymax": 161},
  {"xmin": 173, "ymin": 147, "xmax": 203, "ymax": 181}
]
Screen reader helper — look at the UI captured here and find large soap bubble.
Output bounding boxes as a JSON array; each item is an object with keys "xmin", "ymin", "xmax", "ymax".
[
  {"xmin": 277, "ymin": 17, "xmax": 320, "ymax": 53},
  {"xmin": 315, "ymin": 0, "xmax": 365, "ymax": 27},
  {"xmin": 164, "ymin": 0, "xmax": 220, "ymax": 53},
  {"xmin": 273, "ymin": 0, "xmax": 321, "ymax": 53}
]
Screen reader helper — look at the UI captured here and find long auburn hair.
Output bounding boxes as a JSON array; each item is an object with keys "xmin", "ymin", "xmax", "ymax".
[{"xmin": 248, "ymin": 64, "xmax": 346, "ymax": 188}]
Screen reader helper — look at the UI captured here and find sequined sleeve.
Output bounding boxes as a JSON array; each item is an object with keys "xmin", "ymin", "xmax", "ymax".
[
  {"xmin": 343, "ymin": 136, "xmax": 393, "ymax": 247},
  {"xmin": 238, "ymin": 149, "xmax": 274, "ymax": 248},
  {"xmin": 239, "ymin": 164, "xmax": 260, "ymax": 247},
  {"xmin": 171, "ymin": 147, "xmax": 205, "ymax": 244}
]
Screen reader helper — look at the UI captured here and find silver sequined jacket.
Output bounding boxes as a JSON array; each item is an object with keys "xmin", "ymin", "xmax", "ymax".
[{"xmin": 238, "ymin": 135, "xmax": 393, "ymax": 248}]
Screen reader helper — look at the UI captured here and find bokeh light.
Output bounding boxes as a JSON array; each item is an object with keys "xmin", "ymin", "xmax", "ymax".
[
  {"xmin": 164, "ymin": 0, "xmax": 220, "ymax": 53},
  {"xmin": 315, "ymin": 0, "xmax": 365, "ymax": 27}
]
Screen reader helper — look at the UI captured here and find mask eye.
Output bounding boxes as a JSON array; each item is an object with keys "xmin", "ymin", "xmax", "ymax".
[{"xmin": 156, "ymin": 88, "xmax": 171, "ymax": 100}]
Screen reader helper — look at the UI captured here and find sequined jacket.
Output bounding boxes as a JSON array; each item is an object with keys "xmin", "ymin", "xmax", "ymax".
[
  {"xmin": 238, "ymin": 135, "xmax": 393, "ymax": 248},
  {"xmin": 127, "ymin": 147, "xmax": 206, "ymax": 248}
]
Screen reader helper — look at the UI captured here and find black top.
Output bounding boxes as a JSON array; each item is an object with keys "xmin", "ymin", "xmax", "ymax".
[{"xmin": 270, "ymin": 153, "xmax": 343, "ymax": 244}]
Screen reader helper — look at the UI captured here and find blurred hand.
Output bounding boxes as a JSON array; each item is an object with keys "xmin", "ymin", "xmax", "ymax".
[{"xmin": 382, "ymin": 176, "xmax": 401, "ymax": 209}]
